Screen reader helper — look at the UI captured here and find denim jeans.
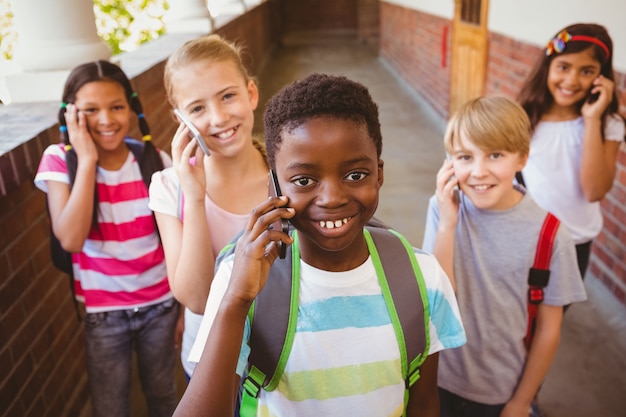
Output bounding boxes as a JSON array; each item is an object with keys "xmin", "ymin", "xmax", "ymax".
[
  {"xmin": 439, "ymin": 388, "xmax": 505, "ymax": 417},
  {"xmin": 84, "ymin": 298, "xmax": 179, "ymax": 417}
]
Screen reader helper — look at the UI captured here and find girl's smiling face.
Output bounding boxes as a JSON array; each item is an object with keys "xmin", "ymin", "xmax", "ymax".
[
  {"xmin": 547, "ymin": 47, "xmax": 602, "ymax": 114},
  {"xmin": 451, "ymin": 131, "xmax": 527, "ymax": 211},
  {"xmin": 172, "ymin": 59, "xmax": 258, "ymax": 158},
  {"xmin": 274, "ymin": 116, "xmax": 384, "ymax": 271},
  {"xmin": 74, "ymin": 80, "xmax": 131, "ymax": 153}
]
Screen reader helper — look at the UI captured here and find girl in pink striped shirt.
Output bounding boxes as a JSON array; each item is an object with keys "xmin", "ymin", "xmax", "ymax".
[{"xmin": 34, "ymin": 60, "xmax": 178, "ymax": 417}]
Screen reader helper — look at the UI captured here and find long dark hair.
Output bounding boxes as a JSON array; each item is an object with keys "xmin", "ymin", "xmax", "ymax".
[
  {"xmin": 517, "ymin": 23, "xmax": 618, "ymax": 133},
  {"xmin": 59, "ymin": 60, "xmax": 164, "ymax": 227}
]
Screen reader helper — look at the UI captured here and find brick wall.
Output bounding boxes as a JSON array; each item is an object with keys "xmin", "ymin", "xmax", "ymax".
[
  {"xmin": 357, "ymin": 0, "xmax": 380, "ymax": 48},
  {"xmin": 280, "ymin": 0, "xmax": 358, "ymax": 34},
  {"xmin": 0, "ymin": 176, "xmax": 89, "ymax": 416},
  {"xmin": 379, "ymin": 2, "xmax": 452, "ymax": 118},
  {"xmin": 0, "ymin": 3, "xmax": 280, "ymax": 416},
  {"xmin": 379, "ymin": 1, "xmax": 626, "ymax": 306},
  {"xmin": 485, "ymin": 32, "xmax": 543, "ymax": 99}
]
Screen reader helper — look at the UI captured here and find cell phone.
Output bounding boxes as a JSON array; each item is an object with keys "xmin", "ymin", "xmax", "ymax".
[
  {"xmin": 587, "ymin": 91, "xmax": 600, "ymax": 104},
  {"xmin": 268, "ymin": 169, "xmax": 289, "ymax": 259},
  {"xmin": 446, "ymin": 154, "xmax": 460, "ymax": 203},
  {"xmin": 173, "ymin": 108, "xmax": 211, "ymax": 156}
]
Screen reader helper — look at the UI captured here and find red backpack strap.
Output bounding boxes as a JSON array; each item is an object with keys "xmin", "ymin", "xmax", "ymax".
[{"xmin": 524, "ymin": 212, "xmax": 560, "ymax": 350}]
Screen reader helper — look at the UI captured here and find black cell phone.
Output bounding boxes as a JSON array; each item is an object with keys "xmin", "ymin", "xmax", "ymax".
[
  {"xmin": 268, "ymin": 169, "xmax": 288, "ymax": 259},
  {"xmin": 173, "ymin": 109, "xmax": 211, "ymax": 156},
  {"xmin": 587, "ymin": 90, "xmax": 600, "ymax": 104}
]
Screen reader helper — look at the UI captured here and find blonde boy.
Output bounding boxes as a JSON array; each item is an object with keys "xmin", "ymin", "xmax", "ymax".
[{"xmin": 422, "ymin": 96, "xmax": 587, "ymax": 416}]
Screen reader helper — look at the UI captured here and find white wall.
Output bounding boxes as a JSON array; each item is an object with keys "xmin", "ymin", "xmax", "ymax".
[
  {"xmin": 384, "ymin": 0, "xmax": 626, "ymax": 71},
  {"xmin": 489, "ymin": 0, "xmax": 626, "ymax": 71}
]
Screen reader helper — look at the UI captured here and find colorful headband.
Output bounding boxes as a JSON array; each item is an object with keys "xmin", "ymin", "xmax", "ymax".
[{"xmin": 546, "ymin": 31, "xmax": 610, "ymax": 59}]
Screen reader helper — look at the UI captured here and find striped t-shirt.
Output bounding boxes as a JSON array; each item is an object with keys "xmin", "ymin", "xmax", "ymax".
[
  {"xmin": 34, "ymin": 142, "xmax": 173, "ymax": 313},
  {"xmin": 190, "ymin": 242, "xmax": 466, "ymax": 416}
]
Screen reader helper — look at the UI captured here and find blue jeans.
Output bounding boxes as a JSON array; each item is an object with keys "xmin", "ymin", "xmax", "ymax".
[
  {"xmin": 439, "ymin": 388, "xmax": 505, "ymax": 417},
  {"xmin": 84, "ymin": 299, "xmax": 179, "ymax": 417}
]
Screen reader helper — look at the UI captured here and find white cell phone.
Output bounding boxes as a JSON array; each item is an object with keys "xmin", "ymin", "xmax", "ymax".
[{"xmin": 173, "ymin": 109, "xmax": 210, "ymax": 156}]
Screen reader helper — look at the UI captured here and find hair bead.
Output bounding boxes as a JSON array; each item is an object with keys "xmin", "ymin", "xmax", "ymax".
[
  {"xmin": 60, "ymin": 102, "xmax": 67, "ymax": 108},
  {"xmin": 64, "ymin": 144, "xmax": 72, "ymax": 151},
  {"xmin": 142, "ymin": 135, "xmax": 152, "ymax": 142},
  {"xmin": 59, "ymin": 125, "xmax": 68, "ymax": 132}
]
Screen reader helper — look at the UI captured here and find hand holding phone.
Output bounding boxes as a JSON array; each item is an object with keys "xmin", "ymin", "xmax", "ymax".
[
  {"xmin": 587, "ymin": 91, "xmax": 600, "ymax": 104},
  {"xmin": 173, "ymin": 109, "xmax": 211, "ymax": 156},
  {"xmin": 268, "ymin": 169, "xmax": 289, "ymax": 259},
  {"xmin": 445, "ymin": 154, "xmax": 460, "ymax": 204}
]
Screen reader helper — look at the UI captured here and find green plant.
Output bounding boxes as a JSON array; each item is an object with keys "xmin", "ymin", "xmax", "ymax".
[
  {"xmin": 94, "ymin": 0, "xmax": 169, "ymax": 55},
  {"xmin": 0, "ymin": 0, "xmax": 170, "ymax": 62},
  {"xmin": 0, "ymin": 0, "xmax": 15, "ymax": 60}
]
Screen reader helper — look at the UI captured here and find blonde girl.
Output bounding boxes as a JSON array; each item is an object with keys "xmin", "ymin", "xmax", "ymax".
[{"xmin": 148, "ymin": 34, "xmax": 269, "ymax": 379}]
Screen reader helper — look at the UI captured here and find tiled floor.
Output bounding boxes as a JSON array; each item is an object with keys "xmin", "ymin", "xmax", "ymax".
[{"xmin": 123, "ymin": 34, "xmax": 626, "ymax": 417}]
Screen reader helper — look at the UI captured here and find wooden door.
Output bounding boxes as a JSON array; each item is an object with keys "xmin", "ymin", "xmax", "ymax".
[{"xmin": 449, "ymin": 0, "xmax": 489, "ymax": 116}]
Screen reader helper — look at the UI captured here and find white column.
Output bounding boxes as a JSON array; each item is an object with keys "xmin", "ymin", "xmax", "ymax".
[
  {"xmin": 164, "ymin": 0, "xmax": 213, "ymax": 34},
  {"xmin": 1, "ymin": 0, "xmax": 111, "ymax": 103}
]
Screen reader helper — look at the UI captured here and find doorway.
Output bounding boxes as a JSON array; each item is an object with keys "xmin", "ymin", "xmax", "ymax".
[{"xmin": 449, "ymin": 0, "xmax": 490, "ymax": 116}]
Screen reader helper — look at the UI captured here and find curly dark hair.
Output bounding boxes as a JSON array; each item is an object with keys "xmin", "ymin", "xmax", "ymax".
[{"xmin": 263, "ymin": 73, "xmax": 382, "ymax": 168}]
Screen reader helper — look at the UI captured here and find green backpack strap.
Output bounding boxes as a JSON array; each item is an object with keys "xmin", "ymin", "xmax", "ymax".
[
  {"xmin": 240, "ymin": 227, "xmax": 429, "ymax": 416},
  {"xmin": 365, "ymin": 227, "xmax": 430, "ymax": 390}
]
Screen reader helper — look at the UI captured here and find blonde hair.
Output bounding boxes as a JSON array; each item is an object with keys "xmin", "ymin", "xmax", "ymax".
[
  {"xmin": 444, "ymin": 96, "xmax": 531, "ymax": 156},
  {"xmin": 164, "ymin": 34, "xmax": 254, "ymax": 106}
]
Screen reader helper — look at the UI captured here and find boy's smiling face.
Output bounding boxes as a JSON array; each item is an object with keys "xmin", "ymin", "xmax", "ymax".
[
  {"xmin": 451, "ymin": 131, "xmax": 527, "ymax": 211},
  {"xmin": 274, "ymin": 116, "xmax": 384, "ymax": 271}
]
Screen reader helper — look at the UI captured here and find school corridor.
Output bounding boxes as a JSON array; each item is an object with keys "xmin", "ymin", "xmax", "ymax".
[{"xmin": 130, "ymin": 33, "xmax": 626, "ymax": 417}]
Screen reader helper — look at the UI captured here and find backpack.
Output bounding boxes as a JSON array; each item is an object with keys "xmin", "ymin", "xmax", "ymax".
[
  {"xmin": 216, "ymin": 219, "xmax": 431, "ymax": 417},
  {"xmin": 524, "ymin": 212, "xmax": 560, "ymax": 350},
  {"xmin": 46, "ymin": 139, "xmax": 145, "ymax": 319}
]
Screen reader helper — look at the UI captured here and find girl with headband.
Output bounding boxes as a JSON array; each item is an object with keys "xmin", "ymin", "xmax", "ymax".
[
  {"xmin": 34, "ymin": 60, "xmax": 178, "ymax": 417},
  {"xmin": 517, "ymin": 23, "xmax": 624, "ymax": 279}
]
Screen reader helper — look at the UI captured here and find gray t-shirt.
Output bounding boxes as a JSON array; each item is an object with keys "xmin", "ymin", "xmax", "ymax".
[{"xmin": 422, "ymin": 187, "xmax": 587, "ymax": 404}]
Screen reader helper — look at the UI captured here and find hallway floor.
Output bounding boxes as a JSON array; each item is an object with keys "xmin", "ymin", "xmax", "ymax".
[{"xmin": 125, "ymin": 34, "xmax": 626, "ymax": 416}]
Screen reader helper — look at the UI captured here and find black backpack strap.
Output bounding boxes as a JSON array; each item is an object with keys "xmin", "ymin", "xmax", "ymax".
[
  {"xmin": 46, "ymin": 198, "xmax": 81, "ymax": 321},
  {"xmin": 366, "ymin": 227, "xmax": 428, "ymax": 386},
  {"xmin": 524, "ymin": 212, "xmax": 559, "ymax": 350},
  {"xmin": 244, "ymin": 237, "xmax": 297, "ymax": 395},
  {"xmin": 125, "ymin": 138, "xmax": 145, "ymax": 161}
]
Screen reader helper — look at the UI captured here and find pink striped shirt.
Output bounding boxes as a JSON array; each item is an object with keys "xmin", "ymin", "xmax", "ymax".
[{"xmin": 34, "ymin": 142, "xmax": 173, "ymax": 313}]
